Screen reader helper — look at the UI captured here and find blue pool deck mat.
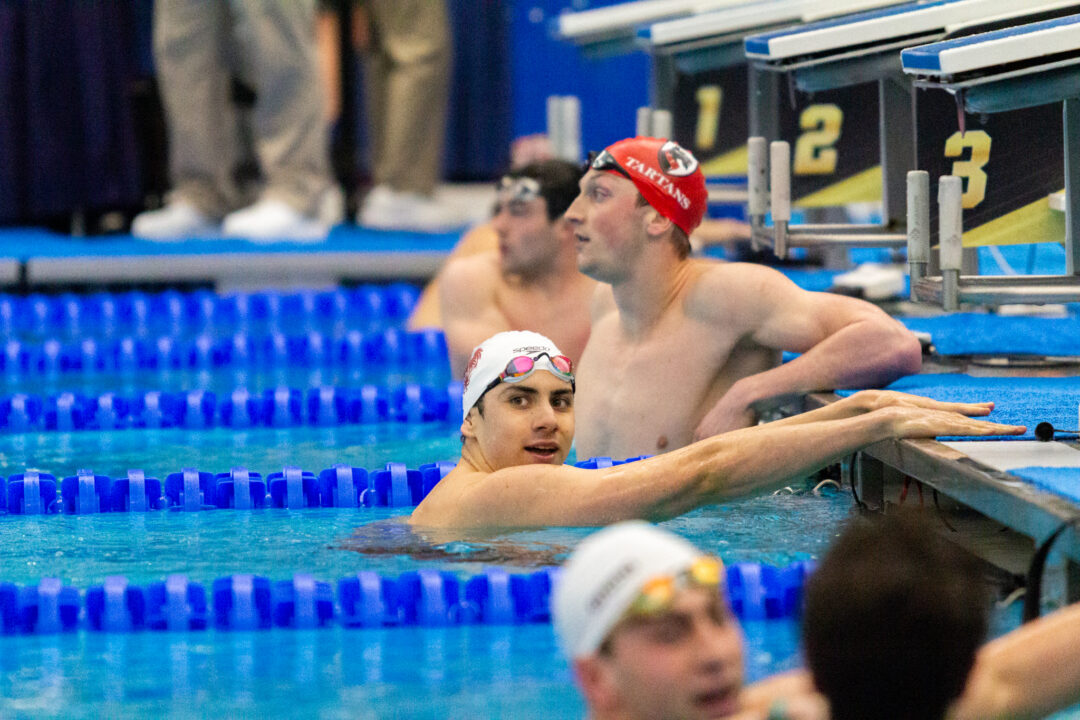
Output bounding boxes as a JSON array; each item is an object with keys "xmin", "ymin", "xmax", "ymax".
[
  {"xmin": 743, "ymin": 0, "xmax": 1066, "ymax": 62},
  {"xmin": 901, "ymin": 12, "xmax": 1080, "ymax": 77},
  {"xmin": 899, "ymin": 313, "xmax": 1080, "ymax": 357},
  {"xmin": 856, "ymin": 374, "xmax": 1080, "ymax": 441},
  {"xmin": 0, "ymin": 226, "xmax": 460, "ymax": 287}
]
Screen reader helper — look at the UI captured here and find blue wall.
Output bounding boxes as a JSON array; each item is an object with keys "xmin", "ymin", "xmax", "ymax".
[{"xmin": 510, "ymin": 0, "xmax": 651, "ymax": 154}]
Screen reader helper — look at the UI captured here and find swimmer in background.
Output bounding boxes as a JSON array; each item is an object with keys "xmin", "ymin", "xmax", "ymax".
[
  {"xmin": 416, "ymin": 160, "xmax": 597, "ymax": 377},
  {"xmin": 567, "ymin": 137, "xmax": 922, "ymax": 459},
  {"xmin": 552, "ymin": 518, "xmax": 1080, "ymax": 720},
  {"xmin": 408, "ymin": 330, "xmax": 1021, "ymax": 530}
]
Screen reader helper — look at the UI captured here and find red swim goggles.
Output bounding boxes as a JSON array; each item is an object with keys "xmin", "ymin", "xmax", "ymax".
[{"xmin": 482, "ymin": 352, "xmax": 575, "ymax": 397}]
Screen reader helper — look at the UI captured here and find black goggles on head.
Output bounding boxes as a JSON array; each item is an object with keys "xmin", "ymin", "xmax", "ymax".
[{"xmin": 586, "ymin": 149, "xmax": 631, "ymax": 179}]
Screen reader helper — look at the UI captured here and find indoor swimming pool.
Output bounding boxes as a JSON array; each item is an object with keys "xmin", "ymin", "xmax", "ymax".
[{"xmin": 0, "ymin": 285, "xmax": 1070, "ymax": 719}]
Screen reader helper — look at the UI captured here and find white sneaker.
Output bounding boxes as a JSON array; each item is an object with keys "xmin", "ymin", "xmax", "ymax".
[
  {"xmin": 222, "ymin": 198, "xmax": 331, "ymax": 242},
  {"xmin": 131, "ymin": 200, "xmax": 221, "ymax": 241},
  {"xmin": 358, "ymin": 186, "xmax": 465, "ymax": 232}
]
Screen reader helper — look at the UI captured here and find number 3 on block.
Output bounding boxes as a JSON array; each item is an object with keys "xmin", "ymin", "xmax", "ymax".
[
  {"xmin": 793, "ymin": 104, "xmax": 843, "ymax": 175},
  {"xmin": 944, "ymin": 130, "xmax": 991, "ymax": 209}
]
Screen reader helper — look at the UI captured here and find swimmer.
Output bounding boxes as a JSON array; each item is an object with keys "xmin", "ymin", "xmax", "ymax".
[
  {"xmin": 408, "ymin": 330, "xmax": 1022, "ymax": 530},
  {"xmin": 803, "ymin": 510, "xmax": 1080, "ymax": 720},
  {"xmin": 566, "ymin": 137, "xmax": 923, "ymax": 458},
  {"xmin": 553, "ymin": 517, "xmax": 1080, "ymax": 720},
  {"xmin": 412, "ymin": 160, "xmax": 597, "ymax": 377},
  {"xmin": 553, "ymin": 521, "xmax": 825, "ymax": 720}
]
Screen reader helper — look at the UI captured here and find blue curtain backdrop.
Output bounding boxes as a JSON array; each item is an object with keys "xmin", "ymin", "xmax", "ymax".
[{"xmin": 0, "ymin": 0, "xmax": 147, "ymax": 224}]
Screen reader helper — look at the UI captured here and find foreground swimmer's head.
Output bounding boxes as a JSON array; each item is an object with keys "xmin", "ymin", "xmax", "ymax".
[
  {"xmin": 803, "ymin": 511, "xmax": 989, "ymax": 720},
  {"xmin": 460, "ymin": 330, "xmax": 575, "ymax": 470},
  {"xmin": 567, "ymin": 137, "xmax": 707, "ymax": 280},
  {"xmin": 493, "ymin": 160, "xmax": 583, "ymax": 277},
  {"xmin": 554, "ymin": 522, "xmax": 744, "ymax": 720}
]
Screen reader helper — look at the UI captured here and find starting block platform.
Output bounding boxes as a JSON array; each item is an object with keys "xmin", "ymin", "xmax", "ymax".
[
  {"xmin": 901, "ymin": 12, "xmax": 1080, "ymax": 83},
  {"xmin": 0, "ymin": 226, "xmax": 461, "ymax": 290},
  {"xmin": 745, "ymin": 0, "xmax": 1080, "ymax": 66}
]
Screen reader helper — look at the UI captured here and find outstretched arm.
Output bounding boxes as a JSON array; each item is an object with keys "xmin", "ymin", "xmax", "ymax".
[
  {"xmin": 694, "ymin": 265, "xmax": 922, "ymax": 439},
  {"xmin": 418, "ymin": 400, "xmax": 1022, "ymax": 529},
  {"xmin": 952, "ymin": 602, "xmax": 1080, "ymax": 720}
]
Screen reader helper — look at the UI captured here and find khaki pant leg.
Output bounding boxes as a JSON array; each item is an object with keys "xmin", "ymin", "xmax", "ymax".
[
  {"xmin": 234, "ymin": 0, "xmax": 333, "ymax": 214},
  {"xmin": 153, "ymin": 0, "xmax": 241, "ymax": 217},
  {"xmin": 366, "ymin": 0, "xmax": 451, "ymax": 196}
]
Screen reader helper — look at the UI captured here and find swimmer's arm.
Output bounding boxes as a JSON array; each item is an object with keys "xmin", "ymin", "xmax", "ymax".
[
  {"xmin": 439, "ymin": 256, "xmax": 511, "ymax": 377},
  {"xmin": 436, "ymin": 408, "xmax": 1021, "ymax": 528},
  {"xmin": 950, "ymin": 601, "xmax": 1080, "ymax": 720},
  {"xmin": 740, "ymin": 268, "xmax": 921, "ymax": 392},
  {"xmin": 692, "ymin": 267, "xmax": 921, "ymax": 438}
]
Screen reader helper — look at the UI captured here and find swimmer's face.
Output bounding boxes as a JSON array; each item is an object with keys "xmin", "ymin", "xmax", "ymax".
[
  {"xmin": 491, "ymin": 194, "xmax": 561, "ymax": 276},
  {"xmin": 565, "ymin": 169, "xmax": 651, "ymax": 284},
  {"xmin": 463, "ymin": 370, "xmax": 574, "ymax": 470},
  {"xmin": 576, "ymin": 586, "xmax": 745, "ymax": 720}
]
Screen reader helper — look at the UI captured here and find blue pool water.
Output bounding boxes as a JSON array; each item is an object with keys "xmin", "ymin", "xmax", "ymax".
[{"xmin": 0, "ymin": 421, "xmax": 852, "ymax": 717}]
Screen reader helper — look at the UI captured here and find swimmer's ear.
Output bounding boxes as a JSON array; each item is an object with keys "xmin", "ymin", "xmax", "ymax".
[
  {"xmin": 575, "ymin": 657, "xmax": 619, "ymax": 712},
  {"xmin": 460, "ymin": 408, "xmax": 479, "ymax": 440},
  {"xmin": 642, "ymin": 207, "xmax": 673, "ymax": 239}
]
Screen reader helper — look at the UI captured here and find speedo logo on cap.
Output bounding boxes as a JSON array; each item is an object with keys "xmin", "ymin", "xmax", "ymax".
[
  {"xmin": 624, "ymin": 156, "xmax": 694, "ymax": 210},
  {"xmin": 588, "ymin": 560, "xmax": 636, "ymax": 611},
  {"xmin": 658, "ymin": 140, "xmax": 698, "ymax": 177}
]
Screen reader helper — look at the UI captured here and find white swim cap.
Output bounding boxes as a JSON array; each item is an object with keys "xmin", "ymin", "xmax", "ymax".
[
  {"xmin": 460, "ymin": 330, "xmax": 572, "ymax": 420},
  {"xmin": 552, "ymin": 521, "xmax": 706, "ymax": 659}
]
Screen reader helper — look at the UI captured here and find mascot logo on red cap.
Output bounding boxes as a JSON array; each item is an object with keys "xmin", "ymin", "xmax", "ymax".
[
  {"xmin": 658, "ymin": 140, "xmax": 698, "ymax": 177},
  {"xmin": 463, "ymin": 347, "xmax": 482, "ymax": 391}
]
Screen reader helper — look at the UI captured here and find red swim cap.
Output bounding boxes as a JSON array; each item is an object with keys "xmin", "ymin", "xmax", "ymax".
[{"xmin": 591, "ymin": 137, "xmax": 707, "ymax": 235}]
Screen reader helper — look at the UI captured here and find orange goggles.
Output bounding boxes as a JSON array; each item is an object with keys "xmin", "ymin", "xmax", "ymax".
[{"xmin": 627, "ymin": 556, "xmax": 724, "ymax": 617}]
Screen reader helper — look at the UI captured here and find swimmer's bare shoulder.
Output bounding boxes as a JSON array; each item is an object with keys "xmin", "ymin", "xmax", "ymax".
[
  {"xmin": 684, "ymin": 259, "xmax": 797, "ymax": 333},
  {"xmin": 440, "ymin": 252, "xmax": 510, "ymax": 375},
  {"xmin": 440, "ymin": 251, "xmax": 500, "ymax": 302}
]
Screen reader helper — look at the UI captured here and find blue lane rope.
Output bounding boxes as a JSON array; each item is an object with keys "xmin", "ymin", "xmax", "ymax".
[
  {"xmin": 0, "ymin": 381, "xmax": 463, "ymax": 432},
  {"xmin": 0, "ymin": 326, "xmax": 449, "ymax": 377},
  {"xmin": 0, "ymin": 560, "xmax": 815, "ymax": 635},
  {"xmin": 0, "ymin": 457, "xmax": 650, "ymax": 514},
  {"xmin": 0, "ymin": 284, "xmax": 421, "ymax": 339}
]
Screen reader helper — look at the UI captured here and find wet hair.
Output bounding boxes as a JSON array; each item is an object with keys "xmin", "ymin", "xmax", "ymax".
[
  {"xmin": 635, "ymin": 194, "xmax": 691, "ymax": 259},
  {"xmin": 504, "ymin": 160, "xmax": 584, "ymax": 221},
  {"xmin": 802, "ymin": 511, "xmax": 990, "ymax": 720}
]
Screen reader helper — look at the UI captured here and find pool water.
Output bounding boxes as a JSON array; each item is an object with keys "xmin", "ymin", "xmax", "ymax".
[
  {"xmin": 0, "ymin": 421, "xmax": 848, "ymax": 718},
  {"xmin": 2, "ymin": 425, "xmax": 1075, "ymax": 718}
]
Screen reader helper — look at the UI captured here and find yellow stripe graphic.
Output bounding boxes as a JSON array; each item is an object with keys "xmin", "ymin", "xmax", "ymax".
[{"xmin": 962, "ymin": 193, "xmax": 1065, "ymax": 247}]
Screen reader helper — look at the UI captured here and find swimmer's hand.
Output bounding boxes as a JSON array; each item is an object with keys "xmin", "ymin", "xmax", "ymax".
[
  {"xmin": 695, "ymin": 390, "xmax": 756, "ymax": 441},
  {"xmin": 879, "ymin": 406, "xmax": 1024, "ymax": 439},
  {"xmin": 844, "ymin": 389, "xmax": 995, "ymax": 417}
]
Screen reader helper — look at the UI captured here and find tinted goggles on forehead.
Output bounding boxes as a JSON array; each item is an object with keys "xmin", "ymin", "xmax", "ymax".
[
  {"xmin": 481, "ymin": 352, "xmax": 575, "ymax": 398},
  {"xmin": 587, "ymin": 149, "xmax": 631, "ymax": 179},
  {"xmin": 626, "ymin": 556, "xmax": 723, "ymax": 618}
]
